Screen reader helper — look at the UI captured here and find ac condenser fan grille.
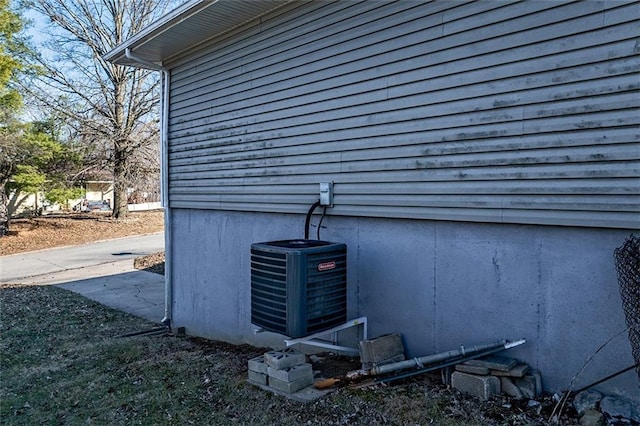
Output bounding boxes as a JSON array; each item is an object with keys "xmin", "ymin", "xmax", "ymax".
[{"xmin": 250, "ymin": 240, "xmax": 347, "ymax": 338}]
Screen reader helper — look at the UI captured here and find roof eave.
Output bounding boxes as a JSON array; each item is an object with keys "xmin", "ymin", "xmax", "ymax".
[
  {"xmin": 103, "ymin": 0, "xmax": 210, "ymax": 67},
  {"xmin": 104, "ymin": 0, "xmax": 294, "ymax": 69}
]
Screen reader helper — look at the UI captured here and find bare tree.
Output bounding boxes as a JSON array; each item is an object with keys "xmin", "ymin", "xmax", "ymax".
[{"xmin": 21, "ymin": 0, "xmax": 171, "ymax": 218}]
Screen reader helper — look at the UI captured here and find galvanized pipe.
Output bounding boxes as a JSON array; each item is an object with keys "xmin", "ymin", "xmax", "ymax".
[
  {"xmin": 320, "ymin": 339, "xmax": 526, "ymax": 388},
  {"xmin": 370, "ymin": 339, "xmax": 522, "ymax": 376}
]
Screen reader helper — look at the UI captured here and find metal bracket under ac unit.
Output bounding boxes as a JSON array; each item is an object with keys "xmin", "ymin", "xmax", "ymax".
[{"xmin": 283, "ymin": 317, "xmax": 368, "ymax": 356}]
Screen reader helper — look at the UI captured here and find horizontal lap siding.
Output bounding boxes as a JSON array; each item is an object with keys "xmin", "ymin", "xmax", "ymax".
[{"xmin": 167, "ymin": 0, "xmax": 640, "ymax": 229}]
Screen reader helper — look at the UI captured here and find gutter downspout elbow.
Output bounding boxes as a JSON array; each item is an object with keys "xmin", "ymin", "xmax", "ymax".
[{"xmin": 125, "ymin": 48, "xmax": 173, "ymax": 329}]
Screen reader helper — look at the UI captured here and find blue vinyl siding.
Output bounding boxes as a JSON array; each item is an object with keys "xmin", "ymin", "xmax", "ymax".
[{"xmin": 166, "ymin": 0, "xmax": 640, "ymax": 229}]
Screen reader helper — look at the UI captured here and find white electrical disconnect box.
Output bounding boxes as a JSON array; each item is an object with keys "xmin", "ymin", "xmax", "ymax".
[{"xmin": 319, "ymin": 182, "xmax": 333, "ymax": 207}]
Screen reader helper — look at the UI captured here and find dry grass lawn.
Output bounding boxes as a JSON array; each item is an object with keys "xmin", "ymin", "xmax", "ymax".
[{"xmin": 0, "ymin": 285, "xmax": 578, "ymax": 425}]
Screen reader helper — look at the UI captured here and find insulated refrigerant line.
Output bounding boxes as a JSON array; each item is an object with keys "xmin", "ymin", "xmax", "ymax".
[{"xmin": 304, "ymin": 200, "xmax": 321, "ymax": 239}]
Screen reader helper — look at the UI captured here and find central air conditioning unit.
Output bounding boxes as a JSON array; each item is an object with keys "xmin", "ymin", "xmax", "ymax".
[{"xmin": 250, "ymin": 239, "xmax": 347, "ymax": 338}]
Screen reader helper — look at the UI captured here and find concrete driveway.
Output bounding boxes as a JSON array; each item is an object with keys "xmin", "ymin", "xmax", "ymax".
[{"xmin": 0, "ymin": 233, "xmax": 166, "ymax": 323}]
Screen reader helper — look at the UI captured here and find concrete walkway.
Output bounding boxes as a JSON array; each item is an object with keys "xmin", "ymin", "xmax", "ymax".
[
  {"xmin": 0, "ymin": 233, "xmax": 164, "ymax": 282},
  {"xmin": 56, "ymin": 262, "xmax": 165, "ymax": 324},
  {"xmin": 0, "ymin": 234, "xmax": 166, "ymax": 324}
]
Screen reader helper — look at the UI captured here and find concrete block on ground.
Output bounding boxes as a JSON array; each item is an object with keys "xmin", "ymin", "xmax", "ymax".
[
  {"xmin": 456, "ymin": 363, "xmax": 490, "ymax": 375},
  {"xmin": 490, "ymin": 363, "xmax": 530, "ymax": 378},
  {"xmin": 464, "ymin": 355, "xmax": 517, "ymax": 372},
  {"xmin": 500, "ymin": 377, "xmax": 524, "ymax": 399},
  {"xmin": 268, "ymin": 374, "xmax": 313, "ymax": 393},
  {"xmin": 248, "ymin": 370, "xmax": 268, "ymax": 386},
  {"xmin": 264, "ymin": 348, "xmax": 306, "ymax": 370},
  {"xmin": 579, "ymin": 409, "xmax": 605, "ymax": 426},
  {"xmin": 268, "ymin": 363, "xmax": 313, "ymax": 383},
  {"xmin": 514, "ymin": 369, "xmax": 542, "ymax": 399},
  {"xmin": 359, "ymin": 333, "xmax": 405, "ymax": 369},
  {"xmin": 248, "ymin": 355, "xmax": 268, "ymax": 374},
  {"xmin": 451, "ymin": 371, "xmax": 501, "ymax": 401}
]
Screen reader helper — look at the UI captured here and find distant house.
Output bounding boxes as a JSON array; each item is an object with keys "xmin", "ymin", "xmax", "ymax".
[
  {"xmin": 85, "ymin": 180, "xmax": 113, "ymax": 206},
  {"xmin": 83, "ymin": 178, "xmax": 161, "ymax": 211},
  {"xmin": 6, "ymin": 189, "xmax": 45, "ymax": 216},
  {"xmin": 106, "ymin": 0, "xmax": 640, "ymax": 399}
]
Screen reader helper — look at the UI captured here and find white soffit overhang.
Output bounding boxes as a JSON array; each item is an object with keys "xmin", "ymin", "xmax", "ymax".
[{"xmin": 104, "ymin": 0, "xmax": 293, "ymax": 68}]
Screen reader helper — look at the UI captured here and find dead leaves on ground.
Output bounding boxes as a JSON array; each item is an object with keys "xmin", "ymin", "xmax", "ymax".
[{"xmin": 0, "ymin": 211, "xmax": 164, "ymax": 256}]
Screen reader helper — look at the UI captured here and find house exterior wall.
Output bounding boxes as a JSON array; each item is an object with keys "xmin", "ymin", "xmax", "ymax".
[
  {"xmin": 164, "ymin": 0, "xmax": 640, "ymax": 399},
  {"xmin": 7, "ymin": 191, "xmax": 41, "ymax": 216},
  {"xmin": 166, "ymin": 0, "xmax": 639, "ymax": 228},
  {"xmin": 170, "ymin": 208, "xmax": 637, "ymax": 399}
]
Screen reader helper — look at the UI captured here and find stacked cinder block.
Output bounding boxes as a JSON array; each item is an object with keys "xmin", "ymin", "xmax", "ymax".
[
  {"xmin": 451, "ymin": 355, "xmax": 542, "ymax": 401},
  {"xmin": 247, "ymin": 348, "xmax": 314, "ymax": 394},
  {"xmin": 359, "ymin": 333, "xmax": 405, "ymax": 369},
  {"xmin": 247, "ymin": 355, "xmax": 269, "ymax": 386}
]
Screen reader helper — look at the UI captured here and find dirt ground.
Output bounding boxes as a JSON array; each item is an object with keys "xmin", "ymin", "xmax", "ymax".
[{"xmin": 0, "ymin": 210, "xmax": 164, "ymax": 256}]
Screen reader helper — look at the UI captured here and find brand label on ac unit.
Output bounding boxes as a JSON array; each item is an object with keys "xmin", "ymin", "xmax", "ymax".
[{"xmin": 317, "ymin": 261, "xmax": 336, "ymax": 272}]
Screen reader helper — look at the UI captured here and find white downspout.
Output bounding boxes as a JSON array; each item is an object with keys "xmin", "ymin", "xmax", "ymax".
[{"xmin": 125, "ymin": 48, "xmax": 173, "ymax": 328}]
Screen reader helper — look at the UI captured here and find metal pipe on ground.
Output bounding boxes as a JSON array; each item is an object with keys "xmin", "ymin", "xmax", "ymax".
[
  {"xmin": 316, "ymin": 339, "xmax": 526, "ymax": 389},
  {"xmin": 371, "ymin": 340, "xmax": 512, "ymax": 376}
]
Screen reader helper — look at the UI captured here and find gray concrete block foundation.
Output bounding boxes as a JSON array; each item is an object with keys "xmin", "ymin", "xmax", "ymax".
[{"xmin": 171, "ymin": 209, "xmax": 638, "ymax": 400}]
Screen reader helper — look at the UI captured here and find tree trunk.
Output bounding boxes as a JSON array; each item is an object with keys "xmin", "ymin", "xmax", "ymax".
[
  {"xmin": 111, "ymin": 146, "xmax": 129, "ymax": 219},
  {"xmin": 0, "ymin": 183, "xmax": 9, "ymax": 237},
  {"xmin": 26, "ymin": 1, "xmax": 164, "ymax": 224}
]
